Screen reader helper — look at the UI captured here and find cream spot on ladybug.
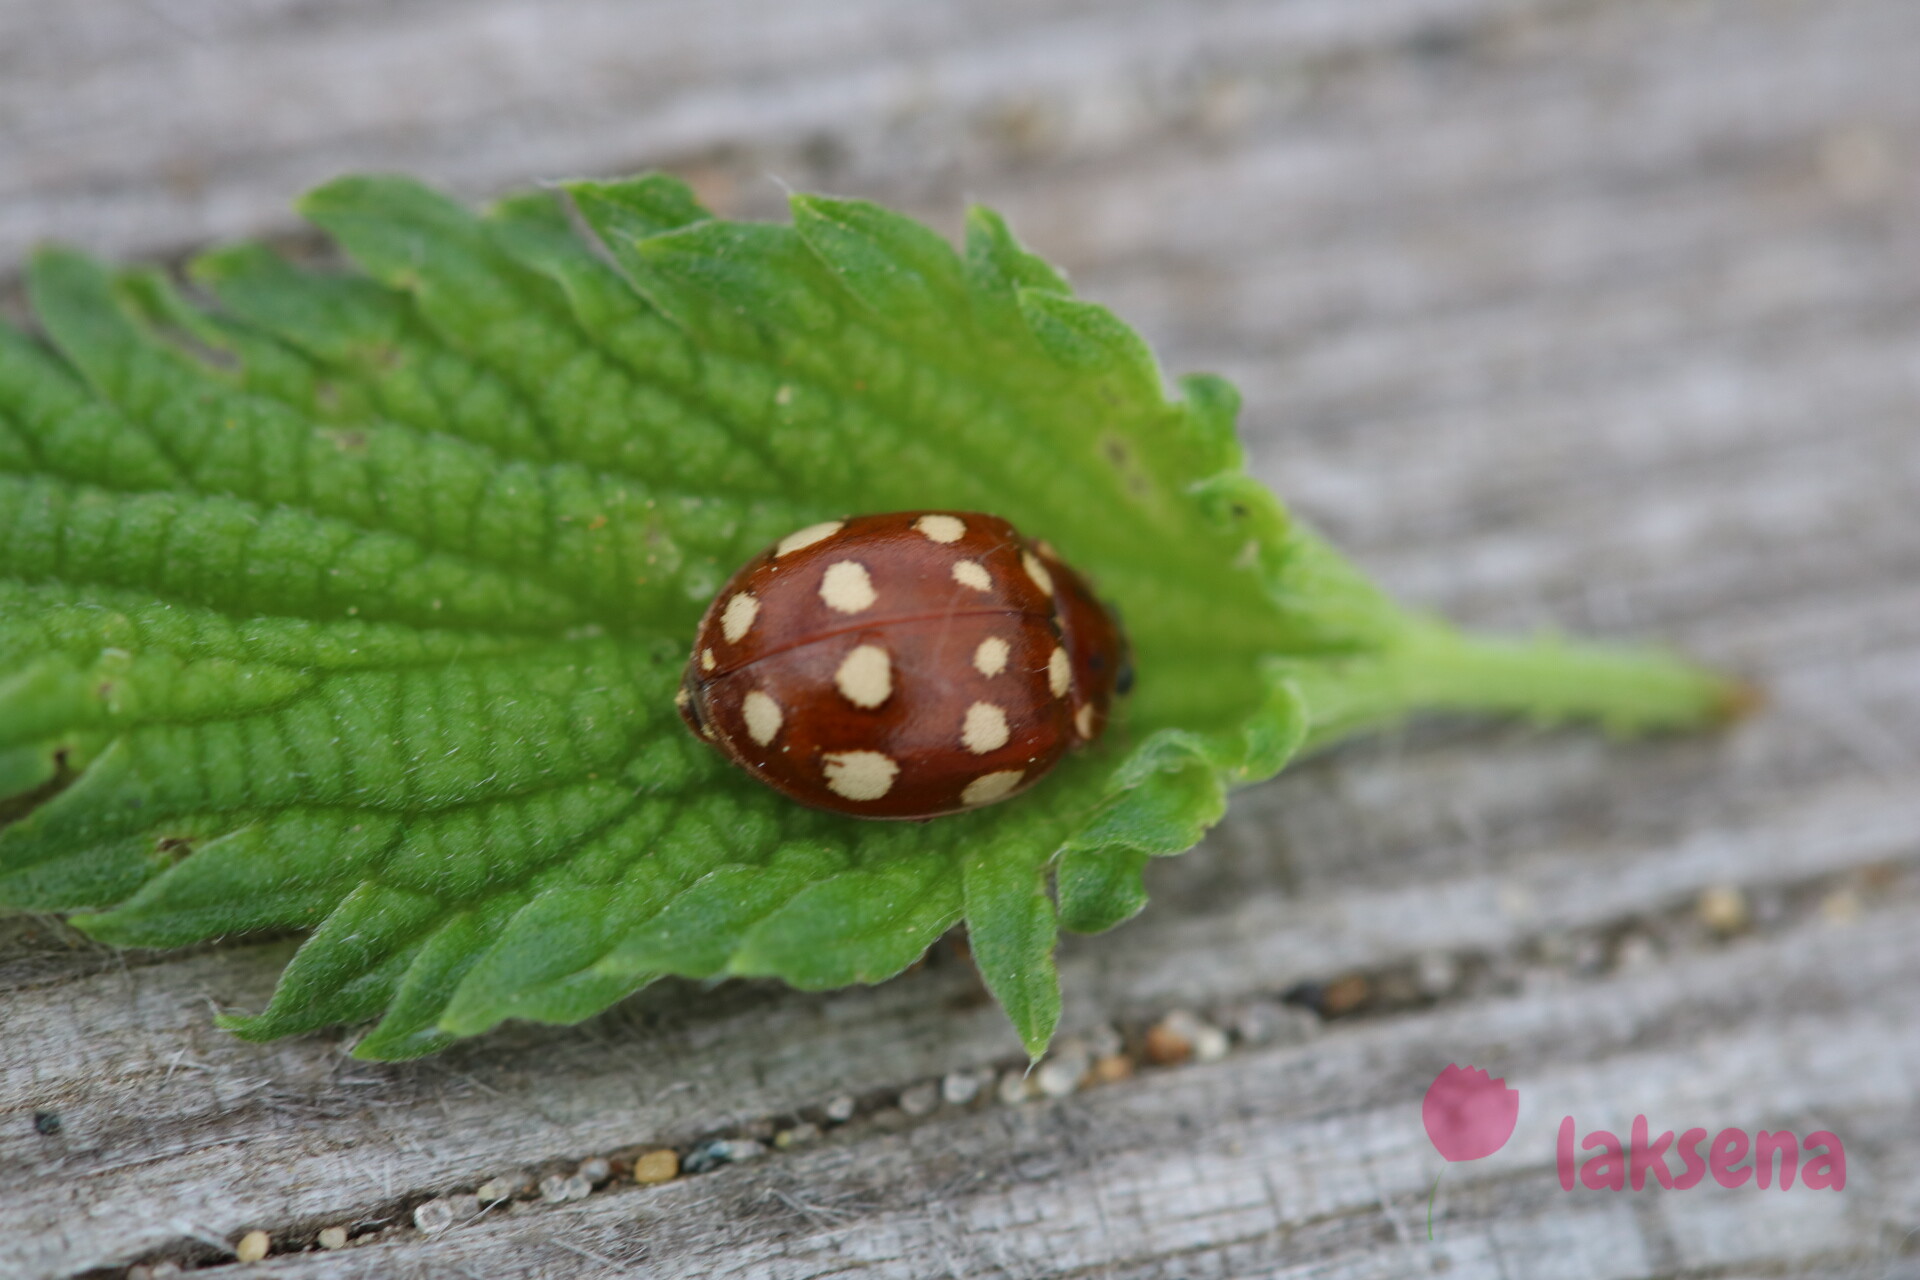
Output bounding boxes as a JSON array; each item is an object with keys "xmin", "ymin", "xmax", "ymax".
[
  {"xmin": 742, "ymin": 690, "xmax": 783, "ymax": 745},
  {"xmin": 973, "ymin": 636, "xmax": 1010, "ymax": 677},
  {"xmin": 962, "ymin": 701, "xmax": 1010, "ymax": 755},
  {"xmin": 1021, "ymin": 551, "xmax": 1054, "ymax": 597},
  {"xmin": 673, "ymin": 687, "xmax": 691, "ymax": 710},
  {"xmin": 822, "ymin": 750, "xmax": 899, "ymax": 801},
  {"xmin": 914, "ymin": 514, "xmax": 966, "ymax": 544},
  {"xmin": 776, "ymin": 520, "xmax": 844, "ymax": 557},
  {"xmin": 961, "ymin": 769, "xmax": 1024, "ymax": 807},
  {"xmin": 1075, "ymin": 703, "xmax": 1096, "ymax": 739},
  {"xmin": 951, "ymin": 559, "xmax": 992, "ymax": 592},
  {"xmin": 1048, "ymin": 645, "xmax": 1072, "ymax": 698},
  {"xmin": 834, "ymin": 644, "xmax": 893, "ymax": 708},
  {"xmin": 721, "ymin": 592, "xmax": 760, "ymax": 643},
  {"xmin": 820, "ymin": 560, "xmax": 877, "ymax": 614},
  {"xmin": 701, "ymin": 648, "xmax": 716, "ymax": 672}
]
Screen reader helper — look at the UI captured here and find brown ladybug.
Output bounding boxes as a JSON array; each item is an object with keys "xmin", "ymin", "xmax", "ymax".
[{"xmin": 676, "ymin": 512, "xmax": 1131, "ymax": 819}]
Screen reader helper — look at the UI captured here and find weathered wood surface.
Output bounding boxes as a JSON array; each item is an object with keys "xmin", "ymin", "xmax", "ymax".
[{"xmin": 3, "ymin": 0, "xmax": 1918, "ymax": 1276}]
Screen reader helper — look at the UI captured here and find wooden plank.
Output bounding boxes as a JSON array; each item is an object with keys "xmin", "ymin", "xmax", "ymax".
[
  {"xmin": 143, "ymin": 905, "xmax": 1920, "ymax": 1279},
  {"xmin": 0, "ymin": 0, "xmax": 1571, "ymax": 275},
  {"xmin": 3, "ymin": 0, "xmax": 1917, "ymax": 1275}
]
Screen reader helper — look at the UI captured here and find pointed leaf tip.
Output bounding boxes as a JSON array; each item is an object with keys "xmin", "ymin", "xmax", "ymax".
[
  {"xmin": 565, "ymin": 173, "xmax": 714, "ymax": 242},
  {"xmin": 962, "ymin": 847, "xmax": 1061, "ymax": 1060},
  {"xmin": 791, "ymin": 192, "xmax": 965, "ymax": 321},
  {"xmin": 964, "ymin": 205, "xmax": 1072, "ymax": 297}
]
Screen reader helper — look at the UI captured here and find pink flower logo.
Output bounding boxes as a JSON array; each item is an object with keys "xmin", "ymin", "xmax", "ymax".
[
  {"xmin": 1422, "ymin": 1064, "xmax": 1520, "ymax": 1239},
  {"xmin": 1424, "ymin": 1063, "xmax": 1520, "ymax": 1161}
]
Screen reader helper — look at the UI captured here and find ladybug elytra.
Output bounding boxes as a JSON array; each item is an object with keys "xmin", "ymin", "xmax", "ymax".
[{"xmin": 677, "ymin": 512, "xmax": 1130, "ymax": 819}]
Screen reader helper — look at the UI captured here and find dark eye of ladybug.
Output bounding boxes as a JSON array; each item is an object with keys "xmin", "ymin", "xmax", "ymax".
[{"xmin": 677, "ymin": 511, "xmax": 1131, "ymax": 820}]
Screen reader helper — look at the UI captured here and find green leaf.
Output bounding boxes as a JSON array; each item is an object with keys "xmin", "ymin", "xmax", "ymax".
[
  {"xmin": 962, "ymin": 837, "xmax": 1061, "ymax": 1061},
  {"xmin": 0, "ymin": 172, "xmax": 1741, "ymax": 1058}
]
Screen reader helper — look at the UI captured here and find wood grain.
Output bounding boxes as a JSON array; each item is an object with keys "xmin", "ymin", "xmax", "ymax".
[{"xmin": 3, "ymin": 0, "xmax": 1916, "ymax": 1276}]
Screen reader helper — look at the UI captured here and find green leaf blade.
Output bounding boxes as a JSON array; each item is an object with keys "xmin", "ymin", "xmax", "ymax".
[
  {"xmin": 728, "ymin": 858, "xmax": 964, "ymax": 990},
  {"xmin": 0, "ymin": 171, "xmax": 1741, "ymax": 1058},
  {"xmin": 962, "ymin": 840, "xmax": 1062, "ymax": 1062}
]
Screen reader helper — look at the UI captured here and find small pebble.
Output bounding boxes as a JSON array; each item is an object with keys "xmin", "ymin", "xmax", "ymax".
[
  {"xmin": 475, "ymin": 1174, "xmax": 524, "ymax": 1202},
  {"xmin": 823, "ymin": 1094, "xmax": 856, "ymax": 1123},
  {"xmin": 1318, "ymin": 975, "xmax": 1370, "ymax": 1018},
  {"xmin": 1143, "ymin": 1017, "xmax": 1189, "ymax": 1064},
  {"xmin": 1615, "ymin": 933, "xmax": 1659, "ymax": 969},
  {"xmin": 414, "ymin": 1199, "xmax": 456, "ymax": 1234},
  {"xmin": 1227, "ymin": 1000, "xmax": 1317, "ymax": 1047},
  {"xmin": 317, "ymin": 1226, "xmax": 349, "ymax": 1250},
  {"xmin": 631, "ymin": 1149, "xmax": 679, "ymax": 1184},
  {"xmin": 1696, "ymin": 885, "xmax": 1750, "ymax": 935},
  {"xmin": 234, "ymin": 1231, "xmax": 270, "ymax": 1263},
  {"xmin": 681, "ymin": 1138, "xmax": 766, "ymax": 1174},
  {"xmin": 1145, "ymin": 1010, "xmax": 1228, "ymax": 1064},
  {"xmin": 898, "ymin": 1081, "xmax": 940, "ymax": 1116},
  {"xmin": 1821, "ymin": 888, "xmax": 1863, "ymax": 925},
  {"xmin": 1089, "ymin": 1053, "xmax": 1135, "ymax": 1085},
  {"xmin": 1034, "ymin": 1036, "xmax": 1092, "ymax": 1098},
  {"xmin": 997, "ymin": 1067, "xmax": 1035, "ymax": 1105},
  {"xmin": 1416, "ymin": 951, "xmax": 1461, "ymax": 996},
  {"xmin": 1083, "ymin": 1023, "xmax": 1124, "ymax": 1059},
  {"xmin": 1034, "ymin": 1057, "xmax": 1082, "ymax": 1099},
  {"xmin": 576, "ymin": 1157, "xmax": 611, "ymax": 1185},
  {"xmin": 941, "ymin": 1067, "xmax": 991, "ymax": 1106},
  {"xmin": 539, "ymin": 1173, "xmax": 592, "ymax": 1203},
  {"xmin": 774, "ymin": 1122, "xmax": 820, "ymax": 1149}
]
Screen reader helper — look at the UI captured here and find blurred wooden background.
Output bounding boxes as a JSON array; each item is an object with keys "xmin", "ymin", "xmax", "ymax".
[{"xmin": 3, "ymin": 1, "xmax": 1917, "ymax": 1276}]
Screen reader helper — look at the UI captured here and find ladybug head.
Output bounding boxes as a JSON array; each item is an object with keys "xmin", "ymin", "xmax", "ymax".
[{"xmin": 675, "ymin": 677, "xmax": 713, "ymax": 740}]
